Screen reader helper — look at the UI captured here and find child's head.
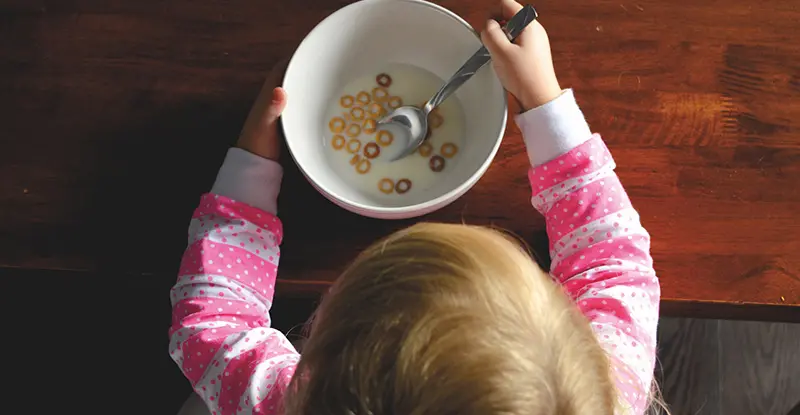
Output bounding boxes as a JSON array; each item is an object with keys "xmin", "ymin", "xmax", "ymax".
[{"xmin": 285, "ymin": 223, "xmax": 617, "ymax": 414}]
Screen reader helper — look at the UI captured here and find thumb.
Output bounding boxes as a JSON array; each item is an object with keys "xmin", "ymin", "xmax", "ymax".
[
  {"xmin": 481, "ymin": 19, "xmax": 513, "ymax": 57},
  {"xmin": 265, "ymin": 87, "xmax": 288, "ymax": 122}
]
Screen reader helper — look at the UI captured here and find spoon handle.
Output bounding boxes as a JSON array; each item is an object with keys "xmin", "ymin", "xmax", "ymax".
[{"xmin": 424, "ymin": 5, "xmax": 538, "ymax": 113}]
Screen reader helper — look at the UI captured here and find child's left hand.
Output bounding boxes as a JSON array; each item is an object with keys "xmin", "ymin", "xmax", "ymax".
[{"xmin": 237, "ymin": 60, "xmax": 289, "ymax": 162}]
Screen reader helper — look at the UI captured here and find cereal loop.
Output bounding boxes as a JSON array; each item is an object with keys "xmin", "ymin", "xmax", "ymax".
[
  {"xmin": 340, "ymin": 95, "xmax": 355, "ymax": 108},
  {"xmin": 329, "ymin": 117, "xmax": 346, "ymax": 133},
  {"xmin": 331, "ymin": 134, "xmax": 346, "ymax": 150},
  {"xmin": 376, "ymin": 73, "xmax": 392, "ymax": 87},
  {"xmin": 378, "ymin": 178, "xmax": 394, "ymax": 194},
  {"xmin": 395, "ymin": 179, "xmax": 412, "ymax": 194},
  {"xmin": 350, "ymin": 154, "xmax": 361, "ymax": 166},
  {"xmin": 350, "ymin": 107, "xmax": 366, "ymax": 121},
  {"xmin": 388, "ymin": 96, "xmax": 403, "ymax": 109},
  {"xmin": 356, "ymin": 158, "xmax": 372, "ymax": 174},
  {"xmin": 441, "ymin": 142, "xmax": 459, "ymax": 158},
  {"xmin": 346, "ymin": 138, "xmax": 362, "ymax": 154},
  {"xmin": 363, "ymin": 118, "xmax": 377, "ymax": 134},
  {"xmin": 357, "ymin": 91, "xmax": 371, "ymax": 106},
  {"xmin": 376, "ymin": 130, "xmax": 394, "ymax": 146},
  {"xmin": 346, "ymin": 123, "xmax": 362, "ymax": 137},
  {"xmin": 418, "ymin": 142, "xmax": 433, "ymax": 157},
  {"xmin": 429, "ymin": 155, "xmax": 445, "ymax": 172},
  {"xmin": 368, "ymin": 103, "xmax": 386, "ymax": 119},
  {"xmin": 430, "ymin": 112, "xmax": 444, "ymax": 129},
  {"xmin": 372, "ymin": 87, "xmax": 389, "ymax": 102},
  {"xmin": 363, "ymin": 142, "xmax": 381, "ymax": 159}
]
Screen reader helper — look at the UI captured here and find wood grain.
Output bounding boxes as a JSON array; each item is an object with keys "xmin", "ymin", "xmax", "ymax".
[
  {"xmin": 656, "ymin": 317, "xmax": 721, "ymax": 415},
  {"xmin": 1, "ymin": 0, "xmax": 799, "ymax": 319},
  {"xmin": 719, "ymin": 320, "xmax": 800, "ymax": 415}
]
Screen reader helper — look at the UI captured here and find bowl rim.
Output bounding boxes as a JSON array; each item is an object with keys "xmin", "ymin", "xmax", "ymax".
[{"xmin": 281, "ymin": 0, "xmax": 508, "ymax": 217}]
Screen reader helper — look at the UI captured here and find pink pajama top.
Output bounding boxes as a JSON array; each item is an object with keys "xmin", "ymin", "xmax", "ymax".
[{"xmin": 169, "ymin": 90, "xmax": 660, "ymax": 415}]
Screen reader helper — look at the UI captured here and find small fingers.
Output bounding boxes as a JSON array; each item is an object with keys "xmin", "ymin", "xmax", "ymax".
[
  {"xmin": 501, "ymin": 0, "xmax": 539, "ymax": 46},
  {"xmin": 481, "ymin": 19, "xmax": 514, "ymax": 56},
  {"xmin": 500, "ymin": 0, "xmax": 524, "ymax": 19},
  {"xmin": 267, "ymin": 87, "xmax": 288, "ymax": 120}
]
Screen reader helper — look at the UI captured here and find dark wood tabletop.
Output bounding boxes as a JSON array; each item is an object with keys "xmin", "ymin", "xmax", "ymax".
[{"xmin": 1, "ymin": 0, "xmax": 798, "ymax": 322}]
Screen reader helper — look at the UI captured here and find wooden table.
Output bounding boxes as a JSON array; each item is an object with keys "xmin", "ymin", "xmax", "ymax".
[{"xmin": 1, "ymin": 0, "xmax": 798, "ymax": 322}]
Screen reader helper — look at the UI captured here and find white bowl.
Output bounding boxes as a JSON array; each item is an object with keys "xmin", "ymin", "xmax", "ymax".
[{"xmin": 282, "ymin": 0, "xmax": 507, "ymax": 219}]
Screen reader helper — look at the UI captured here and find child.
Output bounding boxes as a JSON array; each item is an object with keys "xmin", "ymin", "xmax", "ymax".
[{"xmin": 169, "ymin": 1, "xmax": 661, "ymax": 413}]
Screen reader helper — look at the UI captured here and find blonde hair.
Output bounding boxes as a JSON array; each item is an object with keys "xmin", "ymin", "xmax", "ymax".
[{"xmin": 284, "ymin": 223, "xmax": 617, "ymax": 414}]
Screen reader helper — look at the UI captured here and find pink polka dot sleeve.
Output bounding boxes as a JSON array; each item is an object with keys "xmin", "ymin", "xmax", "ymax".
[
  {"xmin": 169, "ymin": 193, "xmax": 299, "ymax": 415},
  {"xmin": 528, "ymin": 135, "xmax": 660, "ymax": 414}
]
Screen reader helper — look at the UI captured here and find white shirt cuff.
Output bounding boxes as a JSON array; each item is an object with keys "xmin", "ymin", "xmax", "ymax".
[
  {"xmin": 211, "ymin": 148, "xmax": 283, "ymax": 215},
  {"xmin": 514, "ymin": 89, "xmax": 592, "ymax": 167}
]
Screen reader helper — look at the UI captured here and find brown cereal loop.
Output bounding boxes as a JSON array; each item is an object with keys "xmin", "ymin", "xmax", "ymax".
[
  {"xmin": 376, "ymin": 73, "xmax": 392, "ymax": 87},
  {"xmin": 376, "ymin": 130, "xmax": 394, "ymax": 146},
  {"xmin": 363, "ymin": 142, "xmax": 381, "ymax": 159},
  {"xmin": 340, "ymin": 95, "xmax": 355, "ymax": 108},
  {"xmin": 418, "ymin": 142, "xmax": 433, "ymax": 157},
  {"xmin": 429, "ymin": 155, "xmax": 445, "ymax": 172},
  {"xmin": 350, "ymin": 107, "xmax": 366, "ymax": 121},
  {"xmin": 430, "ymin": 112, "xmax": 444, "ymax": 129},
  {"xmin": 356, "ymin": 91, "xmax": 371, "ymax": 106},
  {"xmin": 388, "ymin": 96, "xmax": 403, "ymax": 109},
  {"xmin": 368, "ymin": 102, "xmax": 386, "ymax": 119},
  {"xmin": 356, "ymin": 158, "xmax": 372, "ymax": 174},
  {"xmin": 363, "ymin": 118, "xmax": 377, "ymax": 134},
  {"xmin": 346, "ymin": 138, "xmax": 362, "ymax": 154},
  {"xmin": 346, "ymin": 123, "xmax": 362, "ymax": 137},
  {"xmin": 331, "ymin": 134, "xmax": 346, "ymax": 150},
  {"xmin": 378, "ymin": 178, "xmax": 394, "ymax": 194},
  {"xmin": 349, "ymin": 154, "xmax": 361, "ymax": 166},
  {"xmin": 395, "ymin": 179, "xmax": 412, "ymax": 194},
  {"xmin": 440, "ymin": 142, "xmax": 459, "ymax": 158},
  {"xmin": 329, "ymin": 117, "xmax": 346, "ymax": 133},
  {"xmin": 371, "ymin": 87, "xmax": 389, "ymax": 102}
]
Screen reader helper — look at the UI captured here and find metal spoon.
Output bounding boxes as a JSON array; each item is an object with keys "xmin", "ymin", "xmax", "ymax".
[{"xmin": 379, "ymin": 5, "xmax": 538, "ymax": 161}]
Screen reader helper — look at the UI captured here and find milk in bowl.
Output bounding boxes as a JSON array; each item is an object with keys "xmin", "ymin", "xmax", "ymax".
[
  {"xmin": 281, "ymin": 0, "xmax": 508, "ymax": 219},
  {"xmin": 323, "ymin": 63, "xmax": 466, "ymax": 203}
]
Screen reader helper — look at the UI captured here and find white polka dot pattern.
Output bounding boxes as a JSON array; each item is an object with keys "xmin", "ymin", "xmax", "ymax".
[
  {"xmin": 529, "ymin": 135, "xmax": 660, "ymax": 414},
  {"xmin": 169, "ymin": 194, "xmax": 298, "ymax": 415}
]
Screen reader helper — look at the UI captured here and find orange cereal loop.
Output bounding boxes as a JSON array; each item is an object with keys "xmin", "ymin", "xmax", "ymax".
[
  {"xmin": 356, "ymin": 91, "xmax": 371, "ymax": 106},
  {"xmin": 376, "ymin": 130, "xmax": 394, "ymax": 146},
  {"xmin": 331, "ymin": 134, "xmax": 346, "ymax": 150},
  {"xmin": 418, "ymin": 142, "xmax": 433, "ymax": 157},
  {"xmin": 429, "ymin": 155, "xmax": 445, "ymax": 172},
  {"xmin": 440, "ymin": 142, "xmax": 459, "ymax": 158},
  {"xmin": 376, "ymin": 73, "xmax": 392, "ymax": 87},
  {"xmin": 371, "ymin": 87, "xmax": 389, "ymax": 102},
  {"xmin": 363, "ymin": 118, "xmax": 377, "ymax": 134},
  {"xmin": 363, "ymin": 142, "xmax": 381, "ymax": 159},
  {"xmin": 430, "ymin": 112, "xmax": 444, "ymax": 129},
  {"xmin": 368, "ymin": 102, "xmax": 386, "ymax": 119},
  {"xmin": 340, "ymin": 95, "xmax": 355, "ymax": 108},
  {"xmin": 329, "ymin": 116, "xmax": 346, "ymax": 133},
  {"xmin": 346, "ymin": 123, "xmax": 362, "ymax": 137},
  {"xmin": 388, "ymin": 96, "xmax": 403, "ymax": 109},
  {"xmin": 346, "ymin": 138, "xmax": 362, "ymax": 154},
  {"xmin": 350, "ymin": 107, "xmax": 365, "ymax": 121},
  {"xmin": 356, "ymin": 158, "xmax": 372, "ymax": 174},
  {"xmin": 378, "ymin": 178, "xmax": 394, "ymax": 194},
  {"xmin": 350, "ymin": 154, "xmax": 361, "ymax": 166},
  {"xmin": 395, "ymin": 178, "xmax": 412, "ymax": 194}
]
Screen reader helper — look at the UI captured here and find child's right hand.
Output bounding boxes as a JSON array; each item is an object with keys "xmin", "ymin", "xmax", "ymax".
[{"xmin": 481, "ymin": 0, "xmax": 562, "ymax": 111}]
